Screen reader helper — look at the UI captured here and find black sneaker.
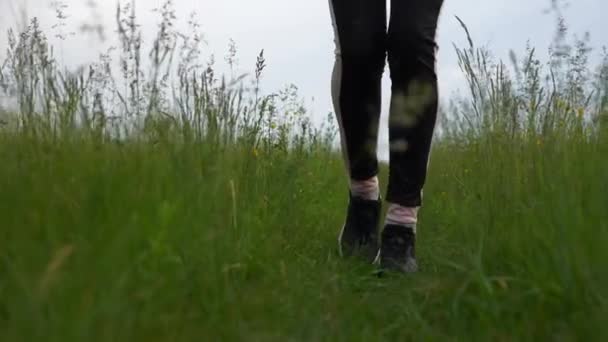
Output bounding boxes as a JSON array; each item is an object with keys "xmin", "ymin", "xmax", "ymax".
[
  {"xmin": 338, "ymin": 194, "xmax": 381, "ymax": 262},
  {"xmin": 378, "ymin": 224, "xmax": 418, "ymax": 274}
]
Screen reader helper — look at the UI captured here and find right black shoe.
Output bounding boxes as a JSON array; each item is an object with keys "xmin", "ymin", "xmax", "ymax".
[
  {"xmin": 378, "ymin": 224, "xmax": 418, "ymax": 274},
  {"xmin": 338, "ymin": 194, "xmax": 381, "ymax": 262}
]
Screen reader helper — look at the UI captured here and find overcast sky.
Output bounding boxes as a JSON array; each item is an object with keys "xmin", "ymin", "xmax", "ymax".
[{"xmin": 0, "ymin": 0, "xmax": 606, "ymax": 155}]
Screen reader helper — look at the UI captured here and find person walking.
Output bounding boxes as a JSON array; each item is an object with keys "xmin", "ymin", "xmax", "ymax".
[{"xmin": 329, "ymin": 0, "xmax": 444, "ymax": 273}]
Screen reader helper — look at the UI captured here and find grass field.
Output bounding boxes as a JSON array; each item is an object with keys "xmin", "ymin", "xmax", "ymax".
[
  {"xmin": 1, "ymin": 125, "xmax": 607, "ymax": 341},
  {"xmin": 1, "ymin": 2, "xmax": 608, "ymax": 340}
]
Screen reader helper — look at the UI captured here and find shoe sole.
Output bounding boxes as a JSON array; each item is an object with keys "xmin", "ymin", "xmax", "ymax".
[
  {"xmin": 373, "ymin": 249, "xmax": 381, "ymax": 265},
  {"xmin": 338, "ymin": 223, "xmax": 346, "ymax": 257}
]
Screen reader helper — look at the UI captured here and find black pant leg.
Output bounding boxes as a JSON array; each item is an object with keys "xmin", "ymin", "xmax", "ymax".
[
  {"xmin": 329, "ymin": 0, "xmax": 387, "ymax": 181},
  {"xmin": 386, "ymin": 0, "xmax": 444, "ymax": 207}
]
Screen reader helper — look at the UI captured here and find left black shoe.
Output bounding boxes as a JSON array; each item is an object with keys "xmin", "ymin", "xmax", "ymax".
[
  {"xmin": 378, "ymin": 224, "xmax": 418, "ymax": 274},
  {"xmin": 338, "ymin": 194, "xmax": 381, "ymax": 263}
]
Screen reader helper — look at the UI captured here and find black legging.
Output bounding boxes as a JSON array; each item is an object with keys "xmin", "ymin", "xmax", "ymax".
[{"xmin": 329, "ymin": 0, "xmax": 444, "ymax": 207}]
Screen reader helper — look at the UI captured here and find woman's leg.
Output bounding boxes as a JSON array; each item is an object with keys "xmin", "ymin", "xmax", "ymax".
[
  {"xmin": 379, "ymin": 0, "xmax": 444, "ymax": 273},
  {"xmin": 329, "ymin": 0, "xmax": 387, "ymax": 184},
  {"xmin": 386, "ymin": 0, "xmax": 444, "ymax": 208},
  {"xmin": 329, "ymin": 0, "xmax": 387, "ymax": 260}
]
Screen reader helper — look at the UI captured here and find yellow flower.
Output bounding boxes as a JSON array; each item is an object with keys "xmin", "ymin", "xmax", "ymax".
[
  {"xmin": 252, "ymin": 148, "xmax": 259, "ymax": 157},
  {"xmin": 576, "ymin": 107, "xmax": 584, "ymax": 118}
]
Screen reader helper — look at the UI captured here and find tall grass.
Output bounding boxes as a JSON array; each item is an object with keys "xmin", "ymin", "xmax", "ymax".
[
  {"xmin": 443, "ymin": 14, "xmax": 608, "ymax": 143},
  {"xmin": 0, "ymin": 0, "xmax": 336, "ymax": 152},
  {"xmin": 1, "ymin": 1, "xmax": 607, "ymax": 340}
]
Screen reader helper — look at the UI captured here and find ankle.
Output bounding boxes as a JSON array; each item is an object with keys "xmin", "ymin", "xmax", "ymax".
[
  {"xmin": 350, "ymin": 176, "xmax": 380, "ymax": 201},
  {"xmin": 385, "ymin": 203, "xmax": 418, "ymax": 232}
]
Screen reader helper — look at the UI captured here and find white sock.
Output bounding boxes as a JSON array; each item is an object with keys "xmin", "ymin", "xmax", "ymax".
[
  {"xmin": 350, "ymin": 176, "xmax": 380, "ymax": 201},
  {"xmin": 385, "ymin": 203, "xmax": 418, "ymax": 233}
]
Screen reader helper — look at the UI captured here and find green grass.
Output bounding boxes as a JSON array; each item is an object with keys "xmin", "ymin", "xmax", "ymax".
[{"xmin": 1, "ymin": 129, "xmax": 606, "ymax": 341}]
